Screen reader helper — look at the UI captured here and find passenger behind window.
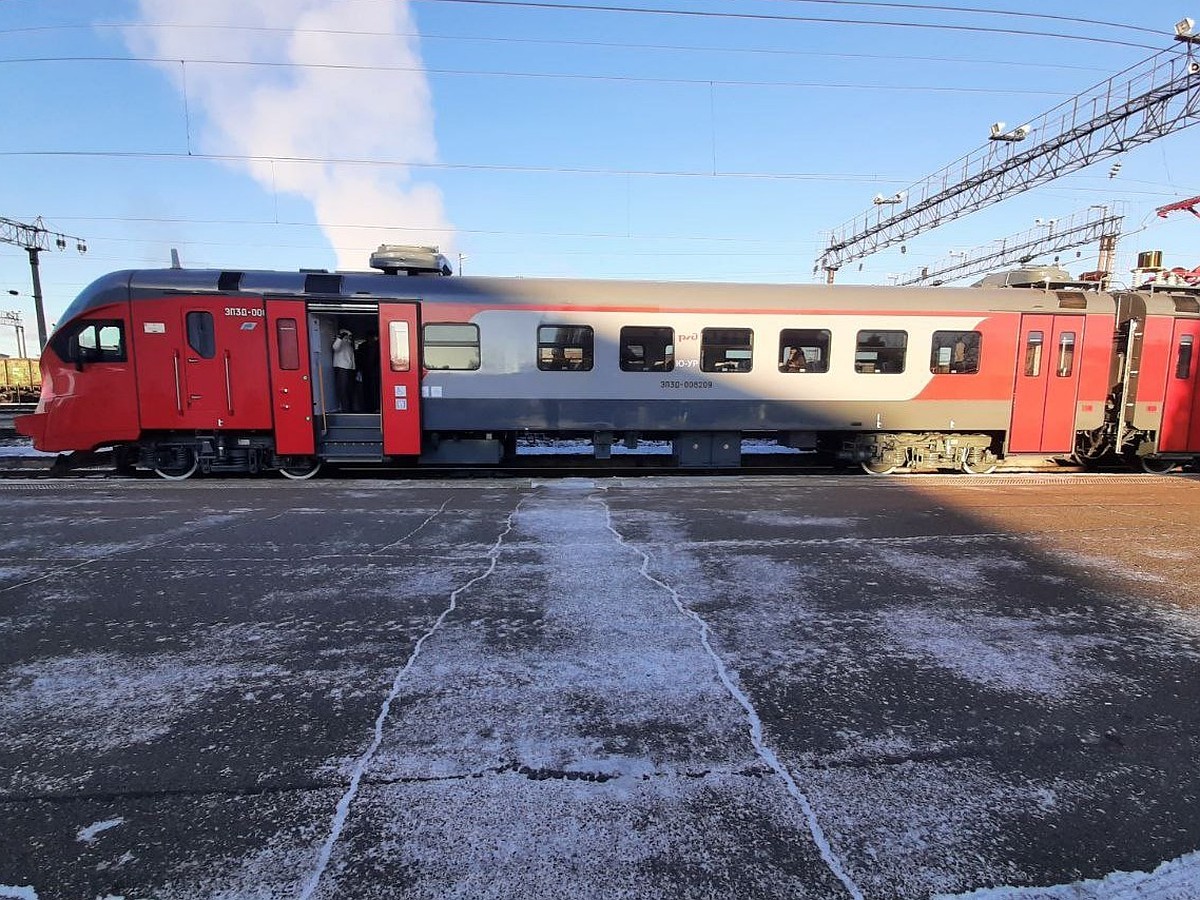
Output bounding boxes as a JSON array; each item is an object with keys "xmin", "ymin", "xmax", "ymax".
[{"xmin": 782, "ymin": 348, "xmax": 806, "ymax": 372}]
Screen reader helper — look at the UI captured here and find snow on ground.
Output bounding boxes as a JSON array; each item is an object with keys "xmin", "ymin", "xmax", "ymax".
[
  {"xmin": 936, "ymin": 849, "xmax": 1200, "ymax": 899},
  {"xmin": 4, "ymin": 482, "xmax": 1199, "ymax": 898}
]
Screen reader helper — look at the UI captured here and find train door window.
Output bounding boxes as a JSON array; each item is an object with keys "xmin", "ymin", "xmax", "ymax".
[
  {"xmin": 778, "ymin": 329, "xmax": 830, "ymax": 373},
  {"xmin": 855, "ymin": 330, "xmax": 907, "ymax": 374},
  {"xmin": 930, "ymin": 330, "xmax": 982, "ymax": 374},
  {"xmin": 389, "ymin": 321, "xmax": 411, "ymax": 372},
  {"xmin": 186, "ymin": 311, "xmax": 216, "ymax": 359},
  {"xmin": 701, "ymin": 328, "xmax": 753, "ymax": 373},
  {"xmin": 423, "ymin": 323, "xmax": 480, "ymax": 370},
  {"xmin": 1023, "ymin": 331, "xmax": 1044, "ymax": 377},
  {"xmin": 276, "ymin": 318, "xmax": 300, "ymax": 370},
  {"xmin": 620, "ymin": 326, "xmax": 674, "ymax": 372},
  {"xmin": 1055, "ymin": 332, "xmax": 1076, "ymax": 377},
  {"xmin": 52, "ymin": 319, "xmax": 127, "ymax": 364},
  {"xmin": 538, "ymin": 325, "xmax": 594, "ymax": 371},
  {"xmin": 1176, "ymin": 335, "xmax": 1194, "ymax": 379}
]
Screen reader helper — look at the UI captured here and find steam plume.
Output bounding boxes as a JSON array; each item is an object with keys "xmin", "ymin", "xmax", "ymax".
[{"xmin": 125, "ymin": 0, "xmax": 454, "ymax": 268}]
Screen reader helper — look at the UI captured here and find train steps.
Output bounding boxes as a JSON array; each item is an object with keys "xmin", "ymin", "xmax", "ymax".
[{"xmin": 319, "ymin": 412, "xmax": 383, "ymax": 461}]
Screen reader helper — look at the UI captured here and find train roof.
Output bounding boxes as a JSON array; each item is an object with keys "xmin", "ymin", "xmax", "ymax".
[{"xmin": 58, "ymin": 266, "xmax": 1197, "ymax": 326}]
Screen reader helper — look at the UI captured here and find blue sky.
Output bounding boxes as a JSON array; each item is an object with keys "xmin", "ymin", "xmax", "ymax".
[{"xmin": 1, "ymin": 0, "xmax": 1199, "ymax": 356}]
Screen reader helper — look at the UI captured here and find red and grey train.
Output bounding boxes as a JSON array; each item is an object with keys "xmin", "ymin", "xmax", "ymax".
[{"xmin": 16, "ymin": 247, "xmax": 1200, "ymax": 478}]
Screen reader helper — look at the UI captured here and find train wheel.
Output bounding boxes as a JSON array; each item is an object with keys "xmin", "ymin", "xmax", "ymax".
[
  {"xmin": 1139, "ymin": 455, "xmax": 1177, "ymax": 475},
  {"xmin": 153, "ymin": 449, "xmax": 198, "ymax": 481},
  {"xmin": 279, "ymin": 458, "xmax": 322, "ymax": 480},
  {"xmin": 961, "ymin": 452, "xmax": 998, "ymax": 475},
  {"xmin": 861, "ymin": 459, "xmax": 898, "ymax": 476}
]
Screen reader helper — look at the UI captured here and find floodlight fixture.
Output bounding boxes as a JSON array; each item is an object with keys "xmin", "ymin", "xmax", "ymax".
[
  {"xmin": 990, "ymin": 122, "xmax": 1032, "ymax": 142},
  {"xmin": 1176, "ymin": 17, "xmax": 1195, "ymax": 37}
]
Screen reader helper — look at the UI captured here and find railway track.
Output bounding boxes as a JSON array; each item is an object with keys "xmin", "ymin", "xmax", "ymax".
[{"xmin": 0, "ymin": 403, "xmax": 34, "ymax": 436}]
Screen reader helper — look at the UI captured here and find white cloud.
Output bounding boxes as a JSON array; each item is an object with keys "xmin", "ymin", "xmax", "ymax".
[{"xmin": 124, "ymin": 0, "xmax": 455, "ymax": 268}]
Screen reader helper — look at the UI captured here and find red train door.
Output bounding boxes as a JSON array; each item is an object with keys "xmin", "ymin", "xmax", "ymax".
[
  {"xmin": 266, "ymin": 300, "xmax": 316, "ymax": 454},
  {"xmin": 1159, "ymin": 320, "xmax": 1200, "ymax": 452},
  {"xmin": 180, "ymin": 304, "xmax": 227, "ymax": 416},
  {"xmin": 1009, "ymin": 314, "xmax": 1086, "ymax": 452},
  {"xmin": 378, "ymin": 303, "xmax": 422, "ymax": 455}
]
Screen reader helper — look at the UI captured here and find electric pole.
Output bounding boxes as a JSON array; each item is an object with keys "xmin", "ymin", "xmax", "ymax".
[{"xmin": 0, "ymin": 216, "xmax": 87, "ymax": 351}]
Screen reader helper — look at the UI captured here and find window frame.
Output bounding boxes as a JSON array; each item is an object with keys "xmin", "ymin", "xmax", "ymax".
[
  {"xmin": 854, "ymin": 329, "xmax": 908, "ymax": 374},
  {"xmin": 1055, "ymin": 331, "xmax": 1077, "ymax": 378},
  {"xmin": 778, "ymin": 328, "xmax": 830, "ymax": 374},
  {"xmin": 422, "ymin": 322, "xmax": 481, "ymax": 371},
  {"xmin": 186, "ymin": 310, "xmax": 216, "ymax": 359},
  {"xmin": 929, "ymin": 330, "xmax": 982, "ymax": 375},
  {"xmin": 619, "ymin": 325, "xmax": 675, "ymax": 373},
  {"xmin": 537, "ymin": 324, "xmax": 595, "ymax": 372},
  {"xmin": 700, "ymin": 327, "xmax": 753, "ymax": 374},
  {"xmin": 50, "ymin": 318, "xmax": 127, "ymax": 365},
  {"xmin": 1023, "ymin": 331, "xmax": 1044, "ymax": 377},
  {"xmin": 275, "ymin": 318, "xmax": 301, "ymax": 370},
  {"xmin": 1175, "ymin": 334, "xmax": 1194, "ymax": 380}
]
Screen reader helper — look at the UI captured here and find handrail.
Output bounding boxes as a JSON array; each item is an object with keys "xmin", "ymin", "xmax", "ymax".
[
  {"xmin": 224, "ymin": 351, "xmax": 234, "ymax": 414},
  {"xmin": 172, "ymin": 351, "xmax": 183, "ymax": 414}
]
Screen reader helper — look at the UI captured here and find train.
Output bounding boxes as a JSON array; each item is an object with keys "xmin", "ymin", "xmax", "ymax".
[
  {"xmin": 14, "ymin": 245, "xmax": 1200, "ymax": 478},
  {"xmin": 0, "ymin": 356, "xmax": 41, "ymax": 404}
]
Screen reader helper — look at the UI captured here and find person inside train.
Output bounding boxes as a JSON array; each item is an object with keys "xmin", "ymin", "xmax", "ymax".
[
  {"xmin": 332, "ymin": 328, "xmax": 357, "ymax": 412},
  {"xmin": 357, "ymin": 332, "xmax": 381, "ymax": 413},
  {"xmin": 783, "ymin": 348, "xmax": 806, "ymax": 372}
]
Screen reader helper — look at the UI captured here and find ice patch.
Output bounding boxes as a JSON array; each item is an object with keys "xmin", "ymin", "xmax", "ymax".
[
  {"xmin": 936, "ymin": 847, "xmax": 1200, "ymax": 898},
  {"xmin": 0, "ymin": 886, "xmax": 39, "ymax": 899},
  {"xmin": 880, "ymin": 607, "xmax": 1115, "ymax": 699},
  {"xmin": 76, "ymin": 817, "xmax": 126, "ymax": 843}
]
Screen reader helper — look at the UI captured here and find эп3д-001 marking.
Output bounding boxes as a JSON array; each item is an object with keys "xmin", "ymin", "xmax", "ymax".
[{"xmin": 16, "ymin": 246, "xmax": 1200, "ymax": 479}]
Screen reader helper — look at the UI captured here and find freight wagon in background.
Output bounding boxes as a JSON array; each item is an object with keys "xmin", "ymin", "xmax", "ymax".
[
  {"xmin": 14, "ymin": 244, "xmax": 1200, "ymax": 479},
  {"xmin": 0, "ymin": 357, "xmax": 41, "ymax": 404}
]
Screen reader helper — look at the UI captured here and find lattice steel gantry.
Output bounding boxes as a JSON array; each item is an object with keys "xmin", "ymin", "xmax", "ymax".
[
  {"xmin": 817, "ymin": 24, "xmax": 1200, "ymax": 282},
  {"xmin": 1, "ymin": 216, "xmax": 87, "ymax": 351}
]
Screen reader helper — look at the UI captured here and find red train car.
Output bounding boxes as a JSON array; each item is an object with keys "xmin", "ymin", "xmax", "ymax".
[{"xmin": 15, "ymin": 252, "xmax": 1200, "ymax": 477}]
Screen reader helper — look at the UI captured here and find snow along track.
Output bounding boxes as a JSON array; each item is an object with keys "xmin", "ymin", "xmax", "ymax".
[
  {"xmin": 297, "ymin": 495, "xmax": 525, "ymax": 900},
  {"xmin": 592, "ymin": 489, "xmax": 865, "ymax": 900}
]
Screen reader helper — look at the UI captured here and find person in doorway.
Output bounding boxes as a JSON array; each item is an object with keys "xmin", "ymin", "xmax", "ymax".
[
  {"xmin": 357, "ymin": 332, "xmax": 381, "ymax": 413},
  {"xmin": 332, "ymin": 328, "xmax": 356, "ymax": 412}
]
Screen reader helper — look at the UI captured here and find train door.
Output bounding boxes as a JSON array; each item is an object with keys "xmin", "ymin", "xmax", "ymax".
[
  {"xmin": 1159, "ymin": 320, "xmax": 1200, "ymax": 452},
  {"xmin": 1008, "ymin": 314, "xmax": 1086, "ymax": 452},
  {"xmin": 266, "ymin": 299, "xmax": 316, "ymax": 454},
  {"xmin": 378, "ymin": 302, "xmax": 422, "ymax": 455},
  {"xmin": 179, "ymin": 304, "xmax": 227, "ymax": 417}
]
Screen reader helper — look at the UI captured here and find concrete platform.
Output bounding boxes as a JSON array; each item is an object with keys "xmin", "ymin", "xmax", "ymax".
[{"xmin": 1, "ymin": 474, "xmax": 1198, "ymax": 899}]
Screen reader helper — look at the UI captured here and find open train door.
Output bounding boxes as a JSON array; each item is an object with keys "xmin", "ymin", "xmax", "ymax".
[
  {"xmin": 1008, "ymin": 314, "xmax": 1086, "ymax": 452},
  {"xmin": 265, "ymin": 299, "xmax": 316, "ymax": 455},
  {"xmin": 378, "ymin": 302, "xmax": 423, "ymax": 456},
  {"xmin": 1160, "ymin": 319, "xmax": 1200, "ymax": 452}
]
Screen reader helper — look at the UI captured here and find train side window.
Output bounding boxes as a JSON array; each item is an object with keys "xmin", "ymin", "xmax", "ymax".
[
  {"xmin": 930, "ymin": 330, "xmax": 982, "ymax": 374},
  {"xmin": 423, "ymin": 323, "xmax": 480, "ymax": 371},
  {"xmin": 51, "ymin": 319, "xmax": 127, "ymax": 364},
  {"xmin": 186, "ymin": 311, "xmax": 216, "ymax": 359},
  {"xmin": 276, "ymin": 318, "xmax": 300, "ymax": 370},
  {"xmin": 701, "ymin": 328, "xmax": 752, "ymax": 373},
  {"xmin": 538, "ymin": 325, "xmax": 594, "ymax": 371},
  {"xmin": 778, "ymin": 329, "xmax": 830, "ymax": 373},
  {"xmin": 1055, "ymin": 332, "xmax": 1076, "ymax": 377},
  {"xmin": 1023, "ymin": 331, "xmax": 1044, "ymax": 376},
  {"xmin": 855, "ymin": 330, "xmax": 906, "ymax": 374},
  {"xmin": 389, "ymin": 321, "xmax": 411, "ymax": 372},
  {"xmin": 1176, "ymin": 335, "xmax": 1194, "ymax": 379},
  {"xmin": 620, "ymin": 326, "xmax": 674, "ymax": 372}
]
